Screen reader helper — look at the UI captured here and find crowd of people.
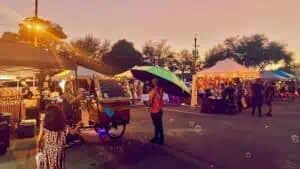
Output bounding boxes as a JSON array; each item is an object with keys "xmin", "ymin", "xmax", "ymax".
[{"xmin": 199, "ymin": 78, "xmax": 298, "ymax": 117}]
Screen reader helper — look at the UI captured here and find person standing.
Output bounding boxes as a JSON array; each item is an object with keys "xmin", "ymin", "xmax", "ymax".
[
  {"xmin": 62, "ymin": 81, "xmax": 83, "ymax": 124},
  {"xmin": 288, "ymin": 80, "xmax": 296, "ymax": 101},
  {"xmin": 251, "ymin": 79, "xmax": 264, "ymax": 117},
  {"xmin": 38, "ymin": 105, "xmax": 80, "ymax": 169},
  {"xmin": 61, "ymin": 81, "xmax": 83, "ymax": 144},
  {"xmin": 265, "ymin": 82, "xmax": 275, "ymax": 116},
  {"xmin": 136, "ymin": 81, "xmax": 143, "ymax": 100},
  {"xmin": 148, "ymin": 78, "xmax": 165, "ymax": 145},
  {"xmin": 141, "ymin": 81, "xmax": 151, "ymax": 105},
  {"xmin": 236, "ymin": 79, "xmax": 244, "ymax": 113}
]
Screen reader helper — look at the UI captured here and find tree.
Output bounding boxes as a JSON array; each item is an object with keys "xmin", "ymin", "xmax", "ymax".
[
  {"xmin": 102, "ymin": 39, "xmax": 143, "ymax": 72},
  {"xmin": 177, "ymin": 49, "xmax": 194, "ymax": 74},
  {"xmin": 0, "ymin": 17, "xmax": 69, "ymax": 53},
  {"xmin": 142, "ymin": 40, "xmax": 172, "ymax": 66},
  {"xmin": 0, "ymin": 31, "xmax": 19, "ymax": 41},
  {"xmin": 18, "ymin": 17, "xmax": 67, "ymax": 42},
  {"xmin": 204, "ymin": 34, "xmax": 294, "ymax": 71},
  {"xmin": 71, "ymin": 34, "xmax": 111, "ymax": 62}
]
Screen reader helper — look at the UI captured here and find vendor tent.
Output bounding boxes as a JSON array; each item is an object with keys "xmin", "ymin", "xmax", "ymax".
[
  {"xmin": 0, "ymin": 41, "xmax": 76, "ymax": 70},
  {"xmin": 191, "ymin": 59, "xmax": 258, "ymax": 107},
  {"xmin": 115, "ymin": 70, "xmax": 134, "ymax": 79},
  {"xmin": 197, "ymin": 59, "xmax": 258, "ymax": 77},
  {"xmin": 273, "ymin": 70, "xmax": 295, "ymax": 79},
  {"xmin": 260, "ymin": 71, "xmax": 288, "ymax": 80},
  {"xmin": 54, "ymin": 66, "xmax": 109, "ymax": 80}
]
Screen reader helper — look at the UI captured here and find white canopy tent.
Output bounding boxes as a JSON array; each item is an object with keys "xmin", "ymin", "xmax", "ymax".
[
  {"xmin": 191, "ymin": 59, "xmax": 259, "ymax": 107},
  {"xmin": 197, "ymin": 59, "xmax": 258, "ymax": 77},
  {"xmin": 54, "ymin": 66, "xmax": 109, "ymax": 80},
  {"xmin": 114, "ymin": 70, "xmax": 133, "ymax": 79}
]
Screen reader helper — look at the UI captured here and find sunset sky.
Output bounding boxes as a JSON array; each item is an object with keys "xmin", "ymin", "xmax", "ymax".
[{"xmin": 0, "ymin": 0, "xmax": 299, "ymax": 61}]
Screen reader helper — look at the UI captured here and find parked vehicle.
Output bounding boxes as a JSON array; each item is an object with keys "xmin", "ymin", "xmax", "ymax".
[{"xmin": 77, "ymin": 76, "xmax": 132, "ymax": 139}]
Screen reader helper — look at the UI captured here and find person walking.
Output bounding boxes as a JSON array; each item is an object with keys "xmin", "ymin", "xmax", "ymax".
[
  {"xmin": 61, "ymin": 81, "xmax": 83, "ymax": 145},
  {"xmin": 235, "ymin": 78, "xmax": 244, "ymax": 113},
  {"xmin": 148, "ymin": 78, "xmax": 165, "ymax": 145},
  {"xmin": 251, "ymin": 79, "xmax": 264, "ymax": 117},
  {"xmin": 38, "ymin": 105, "xmax": 80, "ymax": 169},
  {"xmin": 265, "ymin": 82, "xmax": 275, "ymax": 116},
  {"xmin": 141, "ymin": 81, "xmax": 151, "ymax": 105}
]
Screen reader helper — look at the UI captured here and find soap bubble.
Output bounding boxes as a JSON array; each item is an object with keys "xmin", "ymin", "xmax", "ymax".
[
  {"xmin": 264, "ymin": 123, "xmax": 269, "ymax": 128},
  {"xmin": 245, "ymin": 152, "xmax": 252, "ymax": 158},
  {"xmin": 291, "ymin": 135, "xmax": 299, "ymax": 143},
  {"xmin": 189, "ymin": 121, "xmax": 195, "ymax": 127},
  {"xmin": 195, "ymin": 125, "xmax": 203, "ymax": 133},
  {"xmin": 209, "ymin": 164, "xmax": 215, "ymax": 168}
]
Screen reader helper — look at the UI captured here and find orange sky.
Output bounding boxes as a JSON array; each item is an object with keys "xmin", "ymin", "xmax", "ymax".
[{"xmin": 0, "ymin": 0, "xmax": 299, "ymax": 61}]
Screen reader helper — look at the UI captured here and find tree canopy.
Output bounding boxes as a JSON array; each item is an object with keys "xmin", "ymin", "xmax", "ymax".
[
  {"xmin": 18, "ymin": 17, "xmax": 67, "ymax": 41},
  {"xmin": 0, "ymin": 17, "xmax": 68, "ymax": 50},
  {"xmin": 102, "ymin": 39, "xmax": 143, "ymax": 72},
  {"xmin": 1, "ymin": 31, "xmax": 19, "ymax": 41},
  {"xmin": 71, "ymin": 34, "xmax": 111, "ymax": 62},
  {"xmin": 142, "ymin": 40, "xmax": 172, "ymax": 66},
  {"xmin": 204, "ymin": 34, "xmax": 293, "ymax": 71}
]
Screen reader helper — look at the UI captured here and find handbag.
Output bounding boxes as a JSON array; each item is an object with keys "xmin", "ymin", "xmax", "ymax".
[{"xmin": 35, "ymin": 152, "xmax": 44, "ymax": 169}]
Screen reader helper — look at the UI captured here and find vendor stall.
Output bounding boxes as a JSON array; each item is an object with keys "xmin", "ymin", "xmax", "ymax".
[
  {"xmin": 260, "ymin": 71, "xmax": 288, "ymax": 80},
  {"xmin": 191, "ymin": 59, "xmax": 259, "ymax": 110},
  {"xmin": 0, "ymin": 41, "xmax": 76, "ymax": 131}
]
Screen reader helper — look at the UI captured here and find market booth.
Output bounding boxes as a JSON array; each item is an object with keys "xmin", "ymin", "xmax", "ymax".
[
  {"xmin": 191, "ymin": 59, "xmax": 259, "ymax": 113},
  {"xmin": 0, "ymin": 41, "xmax": 76, "ymax": 133}
]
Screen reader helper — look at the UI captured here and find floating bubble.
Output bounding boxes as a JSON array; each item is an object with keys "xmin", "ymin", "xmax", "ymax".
[
  {"xmin": 209, "ymin": 164, "xmax": 215, "ymax": 168},
  {"xmin": 245, "ymin": 152, "xmax": 252, "ymax": 158},
  {"xmin": 195, "ymin": 125, "xmax": 203, "ymax": 133},
  {"xmin": 189, "ymin": 121, "xmax": 195, "ymax": 127},
  {"xmin": 264, "ymin": 123, "xmax": 269, "ymax": 128},
  {"xmin": 169, "ymin": 118, "xmax": 174, "ymax": 123},
  {"xmin": 291, "ymin": 135, "xmax": 299, "ymax": 143}
]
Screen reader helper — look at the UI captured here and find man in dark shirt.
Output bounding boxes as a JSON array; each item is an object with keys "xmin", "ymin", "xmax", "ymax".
[
  {"xmin": 251, "ymin": 79, "xmax": 264, "ymax": 117},
  {"xmin": 225, "ymin": 82, "xmax": 235, "ymax": 102},
  {"xmin": 265, "ymin": 82, "xmax": 275, "ymax": 116}
]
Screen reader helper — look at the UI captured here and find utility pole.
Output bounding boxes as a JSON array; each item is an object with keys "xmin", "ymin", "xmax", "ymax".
[
  {"xmin": 35, "ymin": 0, "xmax": 38, "ymax": 18},
  {"xmin": 193, "ymin": 34, "xmax": 200, "ymax": 74},
  {"xmin": 34, "ymin": 0, "xmax": 38, "ymax": 47}
]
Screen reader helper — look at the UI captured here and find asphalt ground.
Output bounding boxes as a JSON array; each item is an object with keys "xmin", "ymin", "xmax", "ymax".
[{"xmin": 1, "ymin": 100, "xmax": 300, "ymax": 169}]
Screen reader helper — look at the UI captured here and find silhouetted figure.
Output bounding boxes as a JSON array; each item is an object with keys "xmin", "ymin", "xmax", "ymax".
[
  {"xmin": 265, "ymin": 82, "xmax": 275, "ymax": 116},
  {"xmin": 251, "ymin": 79, "xmax": 264, "ymax": 117},
  {"xmin": 236, "ymin": 79, "xmax": 244, "ymax": 113}
]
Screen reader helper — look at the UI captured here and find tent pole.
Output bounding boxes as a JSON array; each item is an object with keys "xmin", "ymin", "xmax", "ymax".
[{"xmin": 75, "ymin": 63, "xmax": 79, "ymax": 92}]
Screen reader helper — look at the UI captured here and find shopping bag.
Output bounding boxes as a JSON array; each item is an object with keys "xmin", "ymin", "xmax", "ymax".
[
  {"xmin": 35, "ymin": 152, "xmax": 44, "ymax": 169},
  {"xmin": 241, "ymin": 97, "xmax": 247, "ymax": 108}
]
